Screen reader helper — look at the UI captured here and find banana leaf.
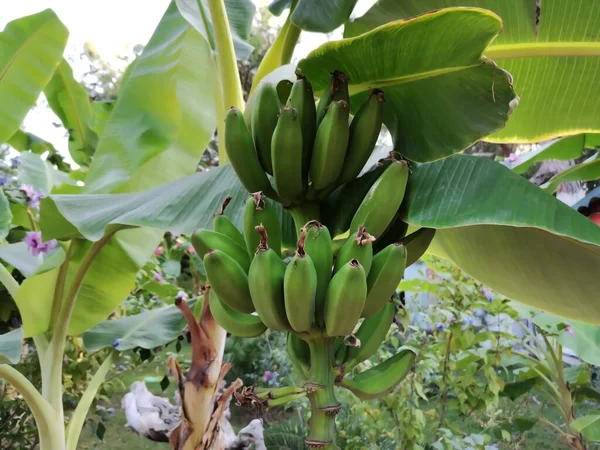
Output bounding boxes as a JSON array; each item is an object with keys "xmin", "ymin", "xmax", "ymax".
[
  {"xmin": 298, "ymin": 8, "xmax": 517, "ymax": 162},
  {"xmin": 344, "ymin": 0, "xmax": 600, "ymax": 143},
  {"xmin": 0, "ymin": 328, "xmax": 23, "ymax": 365}
]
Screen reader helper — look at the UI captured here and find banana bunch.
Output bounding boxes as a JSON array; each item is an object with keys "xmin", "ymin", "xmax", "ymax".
[{"xmin": 225, "ymin": 70, "xmax": 386, "ymax": 206}]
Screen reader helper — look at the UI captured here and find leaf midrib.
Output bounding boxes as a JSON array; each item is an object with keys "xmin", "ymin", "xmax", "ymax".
[
  {"xmin": 55, "ymin": 62, "xmax": 90, "ymax": 152},
  {"xmin": 486, "ymin": 41, "xmax": 600, "ymax": 59}
]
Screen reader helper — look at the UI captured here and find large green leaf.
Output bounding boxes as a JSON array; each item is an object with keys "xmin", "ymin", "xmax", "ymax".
[
  {"xmin": 0, "ymin": 9, "xmax": 68, "ymax": 143},
  {"xmin": 6, "ymin": 129, "xmax": 58, "ymax": 155},
  {"xmin": 0, "ymin": 328, "xmax": 23, "ymax": 364},
  {"xmin": 42, "ymin": 165, "xmax": 246, "ymax": 241},
  {"xmin": 572, "ymin": 415, "xmax": 600, "ymax": 442},
  {"xmin": 401, "ymin": 154, "xmax": 600, "ymax": 323},
  {"xmin": 291, "ymin": 0, "xmax": 359, "ymax": 32},
  {"xmin": 175, "ymin": 0, "xmax": 255, "ymax": 59},
  {"xmin": 298, "ymin": 8, "xmax": 516, "ymax": 162},
  {"xmin": 17, "ymin": 152, "xmax": 76, "ymax": 195},
  {"xmin": 0, "ymin": 190, "xmax": 12, "ymax": 240},
  {"xmin": 512, "ymin": 134, "xmax": 599, "ymax": 175},
  {"xmin": 83, "ymin": 297, "xmax": 200, "ymax": 353},
  {"xmin": 30, "ymin": 3, "xmax": 218, "ymax": 337},
  {"xmin": 344, "ymin": 0, "xmax": 600, "ymax": 143},
  {"xmin": 43, "ymin": 59, "xmax": 97, "ymax": 166},
  {"xmin": 83, "ymin": 2, "xmax": 216, "ymax": 195},
  {"xmin": 542, "ymin": 152, "xmax": 600, "ymax": 194}
]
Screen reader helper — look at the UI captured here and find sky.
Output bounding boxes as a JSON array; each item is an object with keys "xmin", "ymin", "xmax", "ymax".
[{"xmin": 0, "ymin": 0, "xmax": 375, "ymax": 162}]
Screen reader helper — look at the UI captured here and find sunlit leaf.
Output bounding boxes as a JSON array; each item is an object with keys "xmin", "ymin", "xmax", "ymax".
[
  {"xmin": 0, "ymin": 9, "xmax": 68, "ymax": 142},
  {"xmin": 0, "ymin": 328, "xmax": 23, "ymax": 364},
  {"xmin": 572, "ymin": 415, "xmax": 600, "ymax": 442},
  {"xmin": 542, "ymin": 153, "xmax": 600, "ymax": 194},
  {"xmin": 0, "ymin": 190, "xmax": 12, "ymax": 240},
  {"xmin": 17, "ymin": 152, "xmax": 76, "ymax": 195}
]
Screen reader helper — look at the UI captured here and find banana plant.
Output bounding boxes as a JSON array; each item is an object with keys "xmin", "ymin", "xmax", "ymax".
[{"xmin": 1, "ymin": 1, "xmax": 600, "ymax": 450}]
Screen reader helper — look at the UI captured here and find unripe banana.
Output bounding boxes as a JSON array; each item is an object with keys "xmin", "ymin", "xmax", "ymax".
[
  {"xmin": 350, "ymin": 159, "xmax": 410, "ymax": 239},
  {"xmin": 338, "ymin": 89, "xmax": 385, "ymax": 185},
  {"xmin": 251, "ymin": 83, "xmax": 281, "ymax": 174},
  {"xmin": 255, "ymin": 385, "xmax": 305, "ymax": 400},
  {"xmin": 284, "ymin": 228, "xmax": 317, "ymax": 332},
  {"xmin": 402, "ymin": 227, "xmax": 436, "ymax": 267},
  {"xmin": 287, "ymin": 76, "xmax": 317, "ymax": 188},
  {"xmin": 346, "ymin": 300, "xmax": 396, "ymax": 369},
  {"xmin": 208, "ymin": 287, "xmax": 266, "ymax": 338},
  {"xmin": 339, "ymin": 349, "xmax": 415, "ymax": 400},
  {"xmin": 225, "ymin": 107, "xmax": 275, "ymax": 197},
  {"xmin": 267, "ymin": 392, "xmax": 307, "ymax": 407},
  {"xmin": 321, "ymin": 163, "xmax": 387, "ymax": 238},
  {"xmin": 243, "ymin": 192, "xmax": 282, "ymax": 257},
  {"xmin": 324, "ymin": 259, "xmax": 367, "ymax": 337},
  {"xmin": 213, "ymin": 196, "xmax": 246, "ymax": 249},
  {"xmin": 302, "ymin": 221, "xmax": 333, "ymax": 327},
  {"xmin": 204, "ymin": 250, "xmax": 254, "ymax": 313},
  {"xmin": 310, "ymin": 100, "xmax": 350, "ymax": 191},
  {"xmin": 315, "ymin": 70, "xmax": 349, "ymax": 127},
  {"xmin": 363, "ymin": 243, "xmax": 406, "ymax": 317},
  {"xmin": 334, "ymin": 226, "xmax": 375, "ymax": 275},
  {"xmin": 191, "ymin": 229, "xmax": 251, "ymax": 272},
  {"xmin": 271, "ymin": 106, "xmax": 304, "ymax": 205},
  {"xmin": 248, "ymin": 225, "xmax": 290, "ymax": 331},
  {"xmin": 287, "ymin": 332, "xmax": 310, "ymax": 377}
]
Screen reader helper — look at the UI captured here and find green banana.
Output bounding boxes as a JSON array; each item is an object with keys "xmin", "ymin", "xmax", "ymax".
[
  {"xmin": 251, "ymin": 83, "xmax": 281, "ymax": 174},
  {"xmin": 373, "ymin": 212, "xmax": 408, "ymax": 254},
  {"xmin": 204, "ymin": 249, "xmax": 254, "ymax": 313},
  {"xmin": 315, "ymin": 70, "xmax": 349, "ymax": 127},
  {"xmin": 284, "ymin": 228, "xmax": 317, "ymax": 332},
  {"xmin": 287, "ymin": 76, "xmax": 317, "ymax": 188},
  {"xmin": 302, "ymin": 221, "xmax": 333, "ymax": 327},
  {"xmin": 339, "ymin": 349, "xmax": 415, "ymax": 400},
  {"xmin": 191, "ymin": 229, "xmax": 251, "ymax": 272},
  {"xmin": 224, "ymin": 107, "xmax": 275, "ymax": 197},
  {"xmin": 350, "ymin": 159, "xmax": 410, "ymax": 239},
  {"xmin": 334, "ymin": 226, "xmax": 375, "ymax": 275},
  {"xmin": 320, "ymin": 163, "xmax": 387, "ymax": 238},
  {"xmin": 324, "ymin": 259, "xmax": 367, "ymax": 337},
  {"xmin": 338, "ymin": 89, "xmax": 385, "ymax": 185},
  {"xmin": 248, "ymin": 225, "xmax": 290, "ymax": 331},
  {"xmin": 213, "ymin": 196, "xmax": 246, "ymax": 249},
  {"xmin": 310, "ymin": 99, "xmax": 350, "ymax": 192},
  {"xmin": 271, "ymin": 106, "xmax": 304, "ymax": 205},
  {"xmin": 287, "ymin": 332, "xmax": 310, "ymax": 377},
  {"xmin": 208, "ymin": 288, "xmax": 266, "ymax": 338},
  {"xmin": 363, "ymin": 243, "xmax": 406, "ymax": 317},
  {"xmin": 402, "ymin": 227, "xmax": 436, "ymax": 267},
  {"xmin": 243, "ymin": 192, "xmax": 282, "ymax": 257},
  {"xmin": 346, "ymin": 300, "xmax": 396, "ymax": 369},
  {"xmin": 256, "ymin": 385, "xmax": 305, "ymax": 400}
]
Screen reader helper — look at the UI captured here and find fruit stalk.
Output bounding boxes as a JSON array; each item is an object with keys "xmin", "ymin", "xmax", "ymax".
[
  {"xmin": 288, "ymin": 202, "xmax": 321, "ymax": 235},
  {"xmin": 305, "ymin": 337, "xmax": 339, "ymax": 449}
]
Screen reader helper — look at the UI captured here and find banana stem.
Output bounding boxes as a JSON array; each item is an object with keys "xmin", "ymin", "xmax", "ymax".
[
  {"xmin": 306, "ymin": 338, "xmax": 339, "ymax": 449},
  {"xmin": 288, "ymin": 203, "xmax": 321, "ymax": 237}
]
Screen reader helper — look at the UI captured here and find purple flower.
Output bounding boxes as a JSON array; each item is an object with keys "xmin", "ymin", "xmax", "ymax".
[
  {"xmin": 117, "ymin": 365, "xmax": 126, "ymax": 372},
  {"xmin": 153, "ymin": 271, "xmax": 164, "ymax": 284},
  {"xmin": 171, "ymin": 231, "xmax": 181, "ymax": 237},
  {"xmin": 463, "ymin": 316, "xmax": 474, "ymax": 327},
  {"xmin": 435, "ymin": 321, "xmax": 445, "ymax": 332},
  {"xmin": 10, "ymin": 157, "xmax": 20, "ymax": 168},
  {"xmin": 480, "ymin": 287, "xmax": 494, "ymax": 303},
  {"xmin": 20, "ymin": 184, "xmax": 44, "ymax": 210},
  {"xmin": 0, "ymin": 176, "xmax": 7, "ymax": 187},
  {"xmin": 566, "ymin": 326, "xmax": 574, "ymax": 336},
  {"xmin": 20, "ymin": 184, "xmax": 35, "ymax": 198},
  {"xmin": 449, "ymin": 316, "xmax": 456, "ymax": 323},
  {"xmin": 112, "ymin": 339, "xmax": 121, "ymax": 348},
  {"xmin": 154, "ymin": 246, "xmax": 164, "ymax": 256},
  {"xmin": 107, "ymin": 408, "xmax": 115, "ymax": 415},
  {"xmin": 263, "ymin": 371, "xmax": 273, "ymax": 382},
  {"xmin": 176, "ymin": 290, "xmax": 187, "ymax": 301},
  {"xmin": 24, "ymin": 231, "xmax": 55, "ymax": 256}
]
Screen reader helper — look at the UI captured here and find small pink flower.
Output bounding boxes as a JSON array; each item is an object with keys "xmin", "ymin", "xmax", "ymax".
[
  {"xmin": 426, "ymin": 268, "xmax": 436, "ymax": 279},
  {"xmin": 175, "ymin": 241, "xmax": 181, "ymax": 248},
  {"xmin": 187, "ymin": 246, "xmax": 195, "ymax": 254},
  {"xmin": 154, "ymin": 246, "xmax": 164, "ymax": 256},
  {"xmin": 24, "ymin": 231, "xmax": 55, "ymax": 256},
  {"xmin": 171, "ymin": 232, "xmax": 181, "ymax": 237},
  {"xmin": 20, "ymin": 184, "xmax": 35, "ymax": 198},
  {"xmin": 153, "ymin": 271, "xmax": 164, "ymax": 284},
  {"xmin": 566, "ymin": 326, "xmax": 574, "ymax": 337},
  {"xmin": 176, "ymin": 291, "xmax": 187, "ymax": 300}
]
